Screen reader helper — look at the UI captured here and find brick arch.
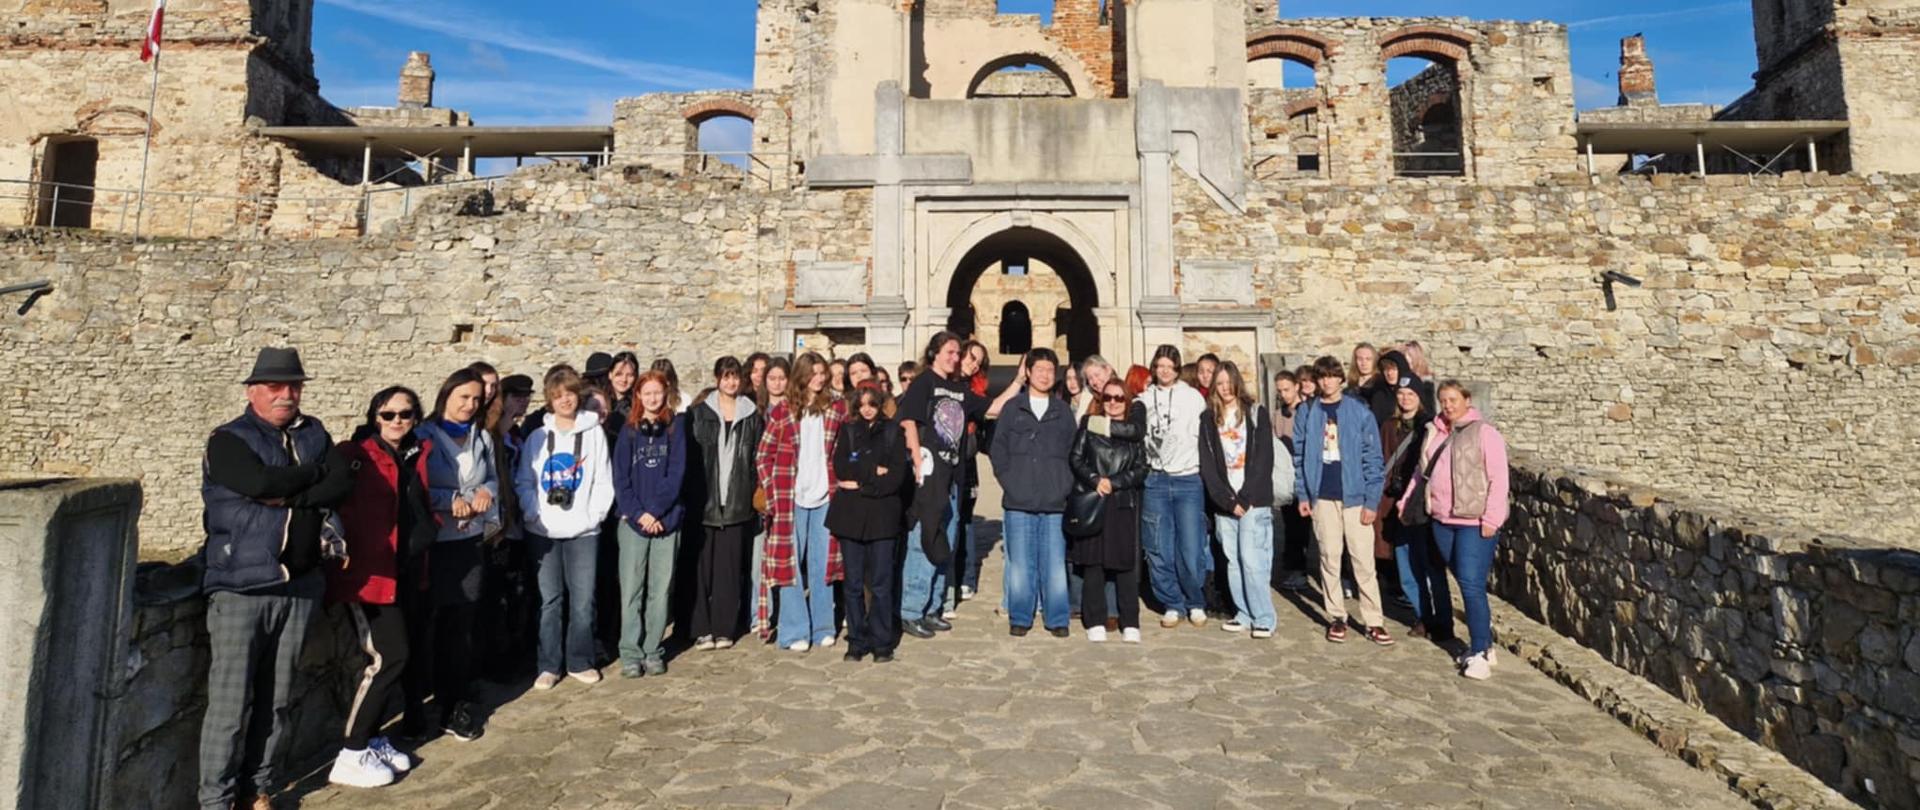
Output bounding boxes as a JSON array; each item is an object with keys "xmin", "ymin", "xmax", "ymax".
[
  {"xmin": 1379, "ymin": 25, "xmax": 1474, "ymax": 64},
  {"xmin": 1246, "ymin": 27, "xmax": 1337, "ymax": 67},
  {"xmin": 680, "ymin": 98, "xmax": 755, "ymax": 125},
  {"xmin": 965, "ymin": 52, "xmax": 1088, "ymax": 99}
]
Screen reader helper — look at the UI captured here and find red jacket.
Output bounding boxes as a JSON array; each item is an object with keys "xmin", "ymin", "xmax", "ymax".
[
  {"xmin": 327, "ymin": 435, "xmax": 434, "ymax": 605},
  {"xmin": 754, "ymin": 399, "xmax": 846, "ymax": 638}
]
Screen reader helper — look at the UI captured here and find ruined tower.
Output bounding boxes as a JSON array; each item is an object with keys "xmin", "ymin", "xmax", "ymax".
[
  {"xmin": 1616, "ymin": 34, "xmax": 1657, "ymax": 106},
  {"xmin": 1730, "ymin": 0, "xmax": 1920, "ymax": 173}
]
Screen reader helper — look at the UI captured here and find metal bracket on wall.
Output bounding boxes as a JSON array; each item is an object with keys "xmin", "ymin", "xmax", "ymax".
[{"xmin": 0, "ymin": 279, "xmax": 51, "ymax": 315}]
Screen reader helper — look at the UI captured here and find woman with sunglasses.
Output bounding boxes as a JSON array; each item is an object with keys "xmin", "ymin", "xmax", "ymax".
[
  {"xmin": 1068, "ymin": 380, "xmax": 1149, "ymax": 643},
  {"xmin": 324, "ymin": 387, "xmax": 434, "ymax": 786}
]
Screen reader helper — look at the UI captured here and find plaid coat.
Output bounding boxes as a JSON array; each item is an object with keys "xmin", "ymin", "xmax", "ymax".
[{"xmin": 754, "ymin": 399, "xmax": 847, "ymax": 637}]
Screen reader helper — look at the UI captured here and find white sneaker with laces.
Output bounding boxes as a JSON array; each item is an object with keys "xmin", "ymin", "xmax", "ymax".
[
  {"xmin": 817, "ymin": 636, "xmax": 836, "ymax": 648},
  {"xmin": 568, "ymin": 669, "xmax": 602, "ymax": 685},
  {"xmin": 1188, "ymin": 608, "xmax": 1208, "ymax": 627},
  {"xmin": 533, "ymin": 672, "xmax": 561, "ymax": 691},
  {"xmin": 788, "ymin": 640, "xmax": 811, "ymax": 652},
  {"xmin": 1086, "ymin": 626, "xmax": 1108, "ymax": 642},
  {"xmin": 694, "ymin": 636, "xmax": 717, "ymax": 651},
  {"xmin": 368, "ymin": 736, "xmax": 412, "ymax": 772},
  {"xmin": 328, "ymin": 748, "xmax": 396, "ymax": 788},
  {"xmin": 1121, "ymin": 627, "xmax": 1142, "ymax": 644},
  {"xmin": 1220, "ymin": 621, "xmax": 1248, "ymax": 633},
  {"xmin": 713, "ymin": 637, "xmax": 735, "ymax": 650},
  {"xmin": 1461, "ymin": 652, "xmax": 1493, "ymax": 680},
  {"xmin": 1160, "ymin": 610, "xmax": 1181, "ymax": 628},
  {"xmin": 1250, "ymin": 628, "xmax": 1274, "ymax": 639},
  {"xmin": 960, "ymin": 585, "xmax": 976, "ymax": 600}
]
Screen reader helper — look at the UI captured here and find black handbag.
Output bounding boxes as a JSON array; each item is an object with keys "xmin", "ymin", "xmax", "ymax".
[
  {"xmin": 1064, "ymin": 489, "xmax": 1106, "ymax": 538},
  {"xmin": 1400, "ymin": 431, "xmax": 1458, "ymax": 528}
]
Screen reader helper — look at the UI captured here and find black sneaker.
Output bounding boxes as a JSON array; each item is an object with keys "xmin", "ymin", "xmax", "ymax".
[
  {"xmin": 1009, "ymin": 624, "xmax": 1031, "ymax": 637},
  {"xmin": 902, "ymin": 618, "xmax": 936, "ymax": 639},
  {"xmin": 1048, "ymin": 627, "xmax": 1070, "ymax": 638},
  {"xmin": 925, "ymin": 615, "xmax": 953, "ymax": 632},
  {"xmin": 843, "ymin": 649, "xmax": 868, "ymax": 662},
  {"xmin": 873, "ymin": 651, "xmax": 895, "ymax": 663},
  {"xmin": 443, "ymin": 702, "xmax": 484, "ymax": 742}
]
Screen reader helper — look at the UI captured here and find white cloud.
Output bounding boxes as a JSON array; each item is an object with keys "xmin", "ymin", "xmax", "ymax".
[
  {"xmin": 466, "ymin": 41, "xmax": 511, "ymax": 76},
  {"xmin": 315, "ymin": 0, "xmax": 748, "ymax": 91},
  {"xmin": 1567, "ymin": 2, "xmax": 1748, "ymax": 30},
  {"xmin": 1573, "ymin": 73, "xmax": 1616, "ymax": 110}
]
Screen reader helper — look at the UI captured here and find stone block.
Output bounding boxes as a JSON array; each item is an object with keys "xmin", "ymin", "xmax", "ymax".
[
  {"xmin": 1178, "ymin": 260, "xmax": 1254, "ymax": 304},
  {"xmin": 792, "ymin": 261, "xmax": 868, "ymax": 306}
]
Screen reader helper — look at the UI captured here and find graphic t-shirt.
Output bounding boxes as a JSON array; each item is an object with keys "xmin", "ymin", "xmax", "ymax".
[
  {"xmin": 541, "ymin": 429, "xmax": 585, "ymax": 497},
  {"xmin": 1319, "ymin": 403, "xmax": 1344, "ymax": 502},
  {"xmin": 895, "ymin": 371, "xmax": 986, "ymax": 469},
  {"xmin": 1218, "ymin": 407, "xmax": 1248, "ymax": 491}
]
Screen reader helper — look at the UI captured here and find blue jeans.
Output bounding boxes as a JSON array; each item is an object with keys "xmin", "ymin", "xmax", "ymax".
[
  {"xmin": 777, "ymin": 504, "xmax": 837, "ymax": 647},
  {"xmin": 1215, "ymin": 509, "xmax": 1276, "ymax": 630},
  {"xmin": 1431, "ymin": 522, "xmax": 1496, "ymax": 655},
  {"xmin": 1003, "ymin": 510, "xmax": 1071, "ymax": 630},
  {"xmin": 1393, "ymin": 524, "xmax": 1454, "ymax": 638},
  {"xmin": 901, "ymin": 482, "xmax": 960, "ymax": 621},
  {"xmin": 1142, "ymin": 472, "xmax": 1208, "ymax": 613},
  {"xmin": 531, "ymin": 532, "xmax": 599, "ymax": 675}
]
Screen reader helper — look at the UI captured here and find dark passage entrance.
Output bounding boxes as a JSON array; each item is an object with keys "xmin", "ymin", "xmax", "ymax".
[
  {"xmin": 946, "ymin": 226, "xmax": 1100, "ymax": 365},
  {"xmin": 37, "ymin": 138, "xmax": 98, "ymax": 228}
]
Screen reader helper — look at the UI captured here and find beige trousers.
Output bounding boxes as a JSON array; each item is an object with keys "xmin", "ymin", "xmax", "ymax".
[{"xmin": 1312, "ymin": 499, "xmax": 1383, "ymax": 627}]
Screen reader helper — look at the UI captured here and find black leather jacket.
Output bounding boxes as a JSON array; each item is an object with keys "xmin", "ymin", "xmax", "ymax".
[{"xmin": 1070, "ymin": 415, "xmax": 1148, "ymax": 503}]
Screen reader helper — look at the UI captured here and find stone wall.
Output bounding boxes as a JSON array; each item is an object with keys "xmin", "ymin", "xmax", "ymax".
[
  {"xmin": 0, "ymin": 163, "xmax": 874, "ymax": 551},
  {"xmin": 1171, "ymin": 169, "xmax": 1920, "ymax": 546},
  {"xmin": 1496, "ymin": 453, "xmax": 1920, "ymax": 807}
]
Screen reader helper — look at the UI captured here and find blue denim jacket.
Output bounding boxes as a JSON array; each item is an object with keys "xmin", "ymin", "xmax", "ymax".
[{"xmin": 1290, "ymin": 396, "xmax": 1385, "ymax": 508}]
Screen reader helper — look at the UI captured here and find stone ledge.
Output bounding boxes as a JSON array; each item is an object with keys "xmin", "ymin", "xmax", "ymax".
[{"xmin": 1489, "ymin": 597, "xmax": 1859, "ymax": 810}]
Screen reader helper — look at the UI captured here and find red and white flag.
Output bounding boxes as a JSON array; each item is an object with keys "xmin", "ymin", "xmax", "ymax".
[{"xmin": 139, "ymin": 0, "xmax": 165, "ymax": 63}]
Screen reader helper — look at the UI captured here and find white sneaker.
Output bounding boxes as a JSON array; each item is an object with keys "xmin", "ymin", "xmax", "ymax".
[
  {"xmin": 1220, "ymin": 621, "xmax": 1248, "ymax": 633},
  {"xmin": 1250, "ymin": 627, "xmax": 1273, "ymax": 639},
  {"xmin": 960, "ymin": 585, "xmax": 976, "ymax": 601},
  {"xmin": 942, "ymin": 609, "xmax": 958, "ymax": 620},
  {"xmin": 568, "ymin": 669, "xmax": 602, "ymax": 685},
  {"xmin": 1461, "ymin": 652, "xmax": 1493, "ymax": 680},
  {"xmin": 788, "ymin": 640, "xmax": 811, "ymax": 652},
  {"xmin": 1121, "ymin": 627, "xmax": 1142, "ymax": 644},
  {"xmin": 817, "ymin": 636, "xmax": 836, "ymax": 648},
  {"xmin": 1487, "ymin": 648, "xmax": 1499, "ymax": 667},
  {"xmin": 328, "ymin": 748, "xmax": 396, "ymax": 788},
  {"xmin": 694, "ymin": 636, "xmax": 717, "ymax": 651},
  {"xmin": 1188, "ymin": 608, "xmax": 1208, "ymax": 627},
  {"xmin": 533, "ymin": 672, "xmax": 561, "ymax": 691},
  {"xmin": 368, "ymin": 736, "xmax": 412, "ymax": 772},
  {"xmin": 1160, "ymin": 610, "xmax": 1181, "ymax": 628},
  {"xmin": 1086, "ymin": 626, "xmax": 1108, "ymax": 643},
  {"xmin": 713, "ymin": 637, "xmax": 735, "ymax": 650}
]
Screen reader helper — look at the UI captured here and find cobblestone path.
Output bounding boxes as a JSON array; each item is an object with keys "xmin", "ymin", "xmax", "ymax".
[{"xmin": 296, "ymin": 537, "xmax": 1748, "ymax": 810}]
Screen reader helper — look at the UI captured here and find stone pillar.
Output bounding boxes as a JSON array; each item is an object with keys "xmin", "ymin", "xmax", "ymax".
[
  {"xmin": 399, "ymin": 51, "xmax": 435, "ymax": 109},
  {"xmin": 1617, "ymin": 35, "xmax": 1657, "ymax": 107},
  {"xmin": 865, "ymin": 81, "xmax": 912, "ymax": 365},
  {"xmin": 1245, "ymin": 0, "xmax": 1275, "ymax": 29},
  {"xmin": 0, "ymin": 479, "xmax": 142, "ymax": 810},
  {"xmin": 1134, "ymin": 80, "xmax": 1183, "ymax": 351}
]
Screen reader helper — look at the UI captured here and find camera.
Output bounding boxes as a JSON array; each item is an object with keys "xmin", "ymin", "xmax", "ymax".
[{"xmin": 547, "ymin": 486, "xmax": 576, "ymax": 510}]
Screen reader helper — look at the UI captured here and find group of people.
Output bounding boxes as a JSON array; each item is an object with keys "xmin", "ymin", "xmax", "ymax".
[{"xmin": 193, "ymin": 337, "xmax": 1508, "ymax": 809}]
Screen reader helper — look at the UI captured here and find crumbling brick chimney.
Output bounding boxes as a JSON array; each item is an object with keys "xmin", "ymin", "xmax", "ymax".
[
  {"xmin": 399, "ymin": 51, "xmax": 435, "ymax": 109},
  {"xmin": 1617, "ymin": 34, "xmax": 1657, "ymax": 107}
]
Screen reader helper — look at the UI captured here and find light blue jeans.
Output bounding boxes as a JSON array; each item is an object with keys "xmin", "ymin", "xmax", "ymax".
[
  {"xmin": 1393, "ymin": 523, "xmax": 1454, "ymax": 638},
  {"xmin": 1215, "ymin": 509, "xmax": 1277, "ymax": 630},
  {"xmin": 1003, "ymin": 510, "xmax": 1071, "ymax": 630},
  {"xmin": 776, "ymin": 504, "xmax": 836, "ymax": 647},
  {"xmin": 1142, "ymin": 472, "xmax": 1209, "ymax": 613},
  {"xmin": 901, "ymin": 483, "xmax": 960, "ymax": 621}
]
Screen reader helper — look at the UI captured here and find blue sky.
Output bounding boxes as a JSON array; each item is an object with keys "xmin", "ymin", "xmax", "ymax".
[{"xmin": 312, "ymin": 0, "xmax": 1761, "ymax": 143}]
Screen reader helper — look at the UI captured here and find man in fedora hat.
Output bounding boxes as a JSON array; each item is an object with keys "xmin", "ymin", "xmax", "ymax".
[{"xmin": 198, "ymin": 347, "xmax": 353, "ymax": 810}]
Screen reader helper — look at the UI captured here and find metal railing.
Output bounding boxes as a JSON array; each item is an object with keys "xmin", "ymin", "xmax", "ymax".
[{"xmin": 3, "ymin": 150, "xmax": 795, "ymax": 240}]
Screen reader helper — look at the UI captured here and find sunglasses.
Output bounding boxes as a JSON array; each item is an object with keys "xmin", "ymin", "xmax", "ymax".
[
  {"xmin": 377, "ymin": 409, "xmax": 418, "ymax": 422},
  {"xmin": 1099, "ymin": 394, "xmax": 1128, "ymax": 404}
]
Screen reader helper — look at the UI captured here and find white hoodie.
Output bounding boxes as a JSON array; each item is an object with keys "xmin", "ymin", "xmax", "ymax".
[
  {"xmin": 516, "ymin": 410, "xmax": 615, "ymax": 539},
  {"xmin": 1144, "ymin": 381, "xmax": 1207, "ymax": 476}
]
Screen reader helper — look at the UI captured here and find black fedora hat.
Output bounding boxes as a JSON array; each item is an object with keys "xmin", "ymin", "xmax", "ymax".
[{"xmin": 243, "ymin": 347, "xmax": 314, "ymax": 384}]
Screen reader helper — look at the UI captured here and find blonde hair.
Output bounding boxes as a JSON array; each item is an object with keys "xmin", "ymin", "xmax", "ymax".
[{"xmin": 1349, "ymin": 342, "xmax": 1379, "ymax": 388}]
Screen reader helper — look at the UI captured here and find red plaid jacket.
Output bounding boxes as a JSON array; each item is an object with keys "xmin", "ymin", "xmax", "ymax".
[{"xmin": 754, "ymin": 399, "xmax": 846, "ymax": 636}]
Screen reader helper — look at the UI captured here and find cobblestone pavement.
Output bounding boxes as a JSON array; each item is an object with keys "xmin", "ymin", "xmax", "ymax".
[{"xmin": 293, "ymin": 528, "xmax": 1750, "ymax": 810}]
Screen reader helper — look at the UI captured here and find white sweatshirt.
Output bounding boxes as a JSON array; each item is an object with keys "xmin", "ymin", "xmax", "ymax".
[
  {"xmin": 515, "ymin": 410, "xmax": 615, "ymax": 539},
  {"xmin": 1144, "ymin": 381, "xmax": 1207, "ymax": 476}
]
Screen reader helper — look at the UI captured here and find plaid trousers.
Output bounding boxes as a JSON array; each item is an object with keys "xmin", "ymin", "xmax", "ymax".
[{"xmin": 196, "ymin": 573, "xmax": 320, "ymax": 809}]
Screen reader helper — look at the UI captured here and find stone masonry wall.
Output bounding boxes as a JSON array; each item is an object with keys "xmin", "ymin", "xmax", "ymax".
[
  {"xmin": 0, "ymin": 163, "xmax": 870, "ymax": 551},
  {"xmin": 1497, "ymin": 453, "xmax": 1920, "ymax": 806},
  {"xmin": 1171, "ymin": 169, "xmax": 1920, "ymax": 546}
]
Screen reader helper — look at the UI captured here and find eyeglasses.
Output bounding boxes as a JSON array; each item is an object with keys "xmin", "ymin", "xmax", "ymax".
[
  {"xmin": 1099, "ymin": 394, "xmax": 1128, "ymax": 404},
  {"xmin": 377, "ymin": 410, "xmax": 418, "ymax": 422}
]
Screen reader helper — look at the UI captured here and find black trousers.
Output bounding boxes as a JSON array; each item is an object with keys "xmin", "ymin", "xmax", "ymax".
[
  {"xmin": 1278, "ymin": 505, "xmax": 1310, "ymax": 574},
  {"xmin": 1081, "ymin": 565, "xmax": 1140, "ymax": 630},
  {"xmin": 841, "ymin": 538, "xmax": 899, "ymax": 655},
  {"xmin": 404, "ymin": 537, "xmax": 482, "ymax": 724},
  {"xmin": 691, "ymin": 522, "xmax": 749, "ymax": 641},
  {"xmin": 344, "ymin": 603, "xmax": 409, "ymax": 749}
]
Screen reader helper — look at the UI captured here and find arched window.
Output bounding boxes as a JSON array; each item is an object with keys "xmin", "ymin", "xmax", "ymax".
[
  {"xmin": 968, "ymin": 55, "xmax": 1076, "ymax": 99},
  {"xmin": 681, "ymin": 99, "xmax": 756, "ymax": 172},
  {"xmin": 1247, "ymin": 28, "xmax": 1335, "ymax": 178},
  {"xmin": 1382, "ymin": 26, "xmax": 1471, "ymax": 178},
  {"xmin": 999, "ymin": 301, "xmax": 1033, "ymax": 356}
]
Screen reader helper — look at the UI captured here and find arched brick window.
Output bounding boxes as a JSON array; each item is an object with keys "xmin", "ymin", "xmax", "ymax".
[
  {"xmin": 967, "ymin": 54, "xmax": 1078, "ymax": 99},
  {"xmin": 1381, "ymin": 26, "xmax": 1472, "ymax": 178}
]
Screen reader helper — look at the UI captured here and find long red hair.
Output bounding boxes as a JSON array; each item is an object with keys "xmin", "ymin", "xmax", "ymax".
[
  {"xmin": 1124, "ymin": 364, "xmax": 1151, "ymax": 397},
  {"xmin": 627, "ymin": 370, "xmax": 676, "ymax": 427}
]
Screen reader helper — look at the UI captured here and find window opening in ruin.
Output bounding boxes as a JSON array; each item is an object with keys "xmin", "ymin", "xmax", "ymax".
[
  {"xmin": 999, "ymin": 301, "xmax": 1034, "ymax": 356},
  {"xmin": 1248, "ymin": 52, "xmax": 1326, "ymax": 179},
  {"xmin": 968, "ymin": 56, "xmax": 1077, "ymax": 99},
  {"xmin": 1003, "ymin": 256, "xmax": 1029, "ymax": 276},
  {"xmin": 694, "ymin": 116, "xmax": 754, "ymax": 172},
  {"xmin": 1388, "ymin": 57, "xmax": 1465, "ymax": 177},
  {"xmin": 35, "ymin": 137, "xmax": 98, "ymax": 229}
]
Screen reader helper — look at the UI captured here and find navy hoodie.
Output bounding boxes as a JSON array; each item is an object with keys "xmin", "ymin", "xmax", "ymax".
[{"xmin": 612, "ymin": 413, "xmax": 689, "ymax": 535}]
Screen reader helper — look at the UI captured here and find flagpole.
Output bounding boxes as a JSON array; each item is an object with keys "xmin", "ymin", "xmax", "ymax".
[{"xmin": 134, "ymin": 46, "xmax": 160, "ymax": 240}]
